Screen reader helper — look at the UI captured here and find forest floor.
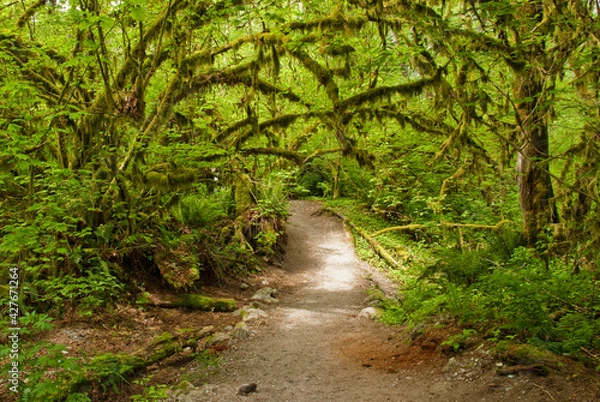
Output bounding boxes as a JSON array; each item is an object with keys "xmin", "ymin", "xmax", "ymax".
[
  {"xmin": 158, "ymin": 200, "xmax": 600, "ymax": 402},
  {"xmin": 14, "ymin": 200, "xmax": 600, "ymax": 402}
]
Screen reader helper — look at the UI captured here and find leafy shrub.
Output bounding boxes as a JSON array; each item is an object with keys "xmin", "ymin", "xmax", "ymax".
[
  {"xmin": 172, "ymin": 191, "xmax": 230, "ymax": 228},
  {"xmin": 441, "ymin": 329, "xmax": 478, "ymax": 352},
  {"xmin": 256, "ymin": 172, "xmax": 290, "ymax": 220},
  {"xmin": 38, "ymin": 262, "xmax": 124, "ymax": 315},
  {"xmin": 238, "ymin": 172, "xmax": 290, "ymax": 258},
  {"xmin": 0, "ymin": 312, "xmax": 87, "ymax": 402},
  {"xmin": 131, "ymin": 377, "xmax": 168, "ymax": 402}
]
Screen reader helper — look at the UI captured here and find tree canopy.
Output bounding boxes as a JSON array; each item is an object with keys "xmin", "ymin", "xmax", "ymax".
[{"xmin": 1, "ymin": 0, "xmax": 600, "ymax": 398}]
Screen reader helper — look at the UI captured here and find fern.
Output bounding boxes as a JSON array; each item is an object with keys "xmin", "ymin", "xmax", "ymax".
[{"xmin": 172, "ymin": 194, "xmax": 228, "ymax": 227}]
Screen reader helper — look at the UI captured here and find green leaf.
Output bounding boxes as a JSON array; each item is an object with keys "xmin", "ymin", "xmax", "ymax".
[
  {"xmin": 129, "ymin": 7, "xmax": 146, "ymax": 22},
  {"xmin": 98, "ymin": 15, "xmax": 115, "ymax": 30}
]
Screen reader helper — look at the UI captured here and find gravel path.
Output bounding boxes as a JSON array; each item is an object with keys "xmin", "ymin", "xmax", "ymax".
[{"xmin": 168, "ymin": 200, "xmax": 599, "ymax": 402}]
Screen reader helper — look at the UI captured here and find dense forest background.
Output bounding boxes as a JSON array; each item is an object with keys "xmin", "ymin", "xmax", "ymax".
[{"xmin": 1, "ymin": 0, "xmax": 600, "ymax": 399}]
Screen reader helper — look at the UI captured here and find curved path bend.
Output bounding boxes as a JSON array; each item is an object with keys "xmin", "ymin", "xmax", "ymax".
[{"xmin": 172, "ymin": 200, "xmax": 591, "ymax": 402}]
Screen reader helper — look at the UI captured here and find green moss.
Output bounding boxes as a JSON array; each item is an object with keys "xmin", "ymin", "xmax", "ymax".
[
  {"xmin": 176, "ymin": 327, "xmax": 199, "ymax": 336},
  {"xmin": 494, "ymin": 343, "xmax": 560, "ymax": 369},
  {"xmin": 171, "ymin": 294, "xmax": 236, "ymax": 312},
  {"xmin": 146, "ymin": 332, "xmax": 179, "ymax": 361},
  {"xmin": 85, "ymin": 353, "xmax": 145, "ymax": 393},
  {"xmin": 150, "ymin": 332, "xmax": 174, "ymax": 346},
  {"xmin": 136, "ymin": 292, "xmax": 152, "ymax": 305}
]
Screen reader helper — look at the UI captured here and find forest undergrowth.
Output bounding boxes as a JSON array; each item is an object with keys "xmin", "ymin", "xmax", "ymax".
[
  {"xmin": 2, "ymin": 0, "xmax": 600, "ymax": 400},
  {"xmin": 322, "ymin": 196, "xmax": 600, "ymax": 373}
]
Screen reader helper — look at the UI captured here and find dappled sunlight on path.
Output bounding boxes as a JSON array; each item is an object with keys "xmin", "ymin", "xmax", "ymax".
[{"xmin": 168, "ymin": 201, "xmax": 581, "ymax": 402}]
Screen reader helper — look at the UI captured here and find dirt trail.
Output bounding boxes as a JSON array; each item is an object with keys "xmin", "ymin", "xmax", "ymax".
[{"xmin": 170, "ymin": 200, "xmax": 598, "ymax": 402}]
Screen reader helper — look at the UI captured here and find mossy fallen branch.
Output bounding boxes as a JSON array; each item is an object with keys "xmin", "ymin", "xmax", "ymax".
[
  {"xmin": 321, "ymin": 206, "xmax": 402, "ymax": 270},
  {"xmin": 138, "ymin": 294, "xmax": 237, "ymax": 312},
  {"xmin": 370, "ymin": 220, "xmax": 512, "ymax": 237},
  {"xmin": 59, "ymin": 326, "xmax": 214, "ymax": 400},
  {"xmin": 322, "ymin": 206, "xmax": 512, "ymax": 269}
]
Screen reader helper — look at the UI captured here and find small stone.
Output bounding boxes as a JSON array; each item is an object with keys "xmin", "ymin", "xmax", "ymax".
[
  {"xmin": 204, "ymin": 332, "xmax": 230, "ymax": 347},
  {"xmin": 242, "ymin": 308, "xmax": 269, "ymax": 322},
  {"xmin": 176, "ymin": 380, "xmax": 194, "ymax": 396},
  {"xmin": 240, "ymin": 282, "xmax": 250, "ymax": 290},
  {"xmin": 251, "ymin": 287, "xmax": 279, "ymax": 304},
  {"xmin": 238, "ymin": 383, "xmax": 257, "ymax": 395},
  {"xmin": 251, "ymin": 300, "xmax": 268, "ymax": 309},
  {"xmin": 358, "ymin": 307, "xmax": 383, "ymax": 319},
  {"xmin": 231, "ymin": 322, "xmax": 250, "ymax": 339},
  {"xmin": 368, "ymin": 299, "xmax": 382, "ymax": 307},
  {"xmin": 442, "ymin": 357, "xmax": 459, "ymax": 373}
]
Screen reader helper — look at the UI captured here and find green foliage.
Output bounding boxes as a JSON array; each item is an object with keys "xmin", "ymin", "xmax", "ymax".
[
  {"xmin": 328, "ymin": 197, "xmax": 600, "ymax": 362},
  {"xmin": 297, "ymin": 160, "xmax": 332, "ymax": 197},
  {"xmin": 1, "ymin": 0, "xmax": 600, "ymax": 383},
  {"xmin": 86, "ymin": 353, "xmax": 143, "ymax": 394},
  {"xmin": 441, "ymin": 329, "xmax": 478, "ymax": 353},
  {"xmin": 131, "ymin": 376, "xmax": 168, "ymax": 402},
  {"xmin": 193, "ymin": 349, "xmax": 221, "ymax": 367},
  {"xmin": 172, "ymin": 189, "xmax": 231, "ymax": 228},
  {"xmin": 15, "ymin": 311, "xmax": 55, "ymax": 335},
  {"xmin": 255, "ymin": 172, "xmax": 290, "ymax": 220},
  {"xmin": 389, "ymin": 244, "xmax": 600, "ymax": 356},
  {"xmin": 38, "ymin": 266, "xmax": 124, "ymax": 315},
  {"xmin": 254, "ymin": 229, "xmax": 282, "ymax": 258},
  {"xmin": 236, "ymin": 171, "xmax": 290, "ymax": 258},
  {"xmin": 0, "ymin": 326, "xmax": 86, "ymax": 402}
]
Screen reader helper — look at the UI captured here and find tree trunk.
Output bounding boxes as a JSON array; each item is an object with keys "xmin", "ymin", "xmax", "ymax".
[{"xmin": 514, "ymin": 68, "xmax": 558, "ymax": 246}]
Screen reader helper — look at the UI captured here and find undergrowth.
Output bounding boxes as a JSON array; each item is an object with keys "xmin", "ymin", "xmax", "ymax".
[{"xmin": 323, "ymin": 197, "xmax": 600, "ymax": 368}]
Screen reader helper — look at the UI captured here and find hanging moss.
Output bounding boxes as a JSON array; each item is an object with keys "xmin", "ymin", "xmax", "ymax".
[
  {"xmin": 240, "ymin": 147, "xmax": 304, "ymax": 164},
  {"xmin": 16, "ymin": 0, "xmax": 46, "ymax": 28},
  {"xmin": 271, "ymin": 45, "xmax": 281, "ymax": 78},
  {"xmin": 214, "ymin": 116, "xmax": 254, "ymax": 143},
  {"xmin": 287, "ymin": 15, "xmax": 367, "ymax": 33},
  {"xmin": 339, "ymin": 71, "xmax": 442, "ymax": 110},
  {"xmin": 234, "ymin": 173, "xmax": 256, "ymax": 216},
  {"xmin": 228, "ymin": 113, "xmax": 314, "ymax": 147},
  {"xmin": 289, "ymin": 49, "xmax": 339, "ymax": 103}
]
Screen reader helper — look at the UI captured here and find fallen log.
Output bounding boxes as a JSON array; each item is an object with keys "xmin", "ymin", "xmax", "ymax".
[
  {"xmin": 62, "ymin": 326, "xmax": 215, "ymax": 399},
  {"xmin": 371, "ymin": 220, "xmax": 512, "ymax": 237},
  {"xmin": 137, "ymin": 293, "xmax": 237, "ymax": 312},
  {"xmin": 321, "ymin": 206, "xmax": 402, "ymax": 270}
]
